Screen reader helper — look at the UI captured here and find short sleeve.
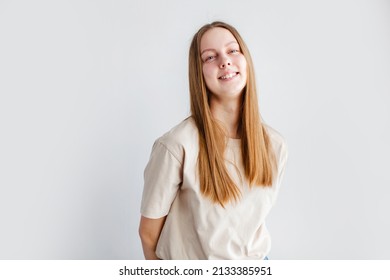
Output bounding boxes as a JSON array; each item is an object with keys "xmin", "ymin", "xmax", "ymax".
[
  {"xmin": 277, "ymin": 140, "xmax": 288, "ymax": 184},
  {"xmin": 141, "ymin": 139, "xmax": 183, "ymax": 219},
  {"xmin": 264, "ymin": 124, "xmax": 288, "ymax": 189}
]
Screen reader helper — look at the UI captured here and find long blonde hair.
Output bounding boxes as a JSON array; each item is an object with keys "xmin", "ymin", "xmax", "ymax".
[{"xmin": 189, "ymin": 21, "xmax": 276, "ymax": 206}]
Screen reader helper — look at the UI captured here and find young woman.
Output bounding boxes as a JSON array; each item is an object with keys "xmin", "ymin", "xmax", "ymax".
[{"xmin": 139, "ymin": 21, "xmax": 288, "ymax": 260}]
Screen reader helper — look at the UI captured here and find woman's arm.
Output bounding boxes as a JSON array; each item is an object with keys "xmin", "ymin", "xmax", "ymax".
[{"xmin": 139, "ymin": 215, "xmax": 167, "ymax": 260}]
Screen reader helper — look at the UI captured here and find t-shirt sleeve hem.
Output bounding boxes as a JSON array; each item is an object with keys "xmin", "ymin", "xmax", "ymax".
[{"xmin": 140, "ymin": 209, "xmax": 169, "ymax": 219}]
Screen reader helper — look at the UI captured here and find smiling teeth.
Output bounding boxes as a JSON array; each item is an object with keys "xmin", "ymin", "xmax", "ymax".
[{"xmin": 220, "ymin": 73, "xmax": 237, "ymax": 80}]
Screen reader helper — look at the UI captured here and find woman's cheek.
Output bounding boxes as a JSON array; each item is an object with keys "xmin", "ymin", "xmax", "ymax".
[{"xmin": 202, "ymin": 65, "xmax": 213, "ymax": 79}]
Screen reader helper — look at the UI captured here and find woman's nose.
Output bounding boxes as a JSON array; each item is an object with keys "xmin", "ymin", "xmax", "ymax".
[{"xmin": 219, "ymin": 55, "xmax": 231, "ymax": 68}]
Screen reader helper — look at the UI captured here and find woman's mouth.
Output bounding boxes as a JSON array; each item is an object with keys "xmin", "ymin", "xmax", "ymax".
[{"xmin": 219, "ymin": 72, "xmax": 239, "ymax": 80}]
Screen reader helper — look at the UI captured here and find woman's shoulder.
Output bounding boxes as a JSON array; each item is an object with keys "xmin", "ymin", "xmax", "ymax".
[
  {"xmin": 152, "ymin": 117, "xmax": 199, "ymax": 162},
  {"xmin": 263, "ymin": 123, "xmax": 285, "ymax": 144},
  {"xmin": 158, "ymin": 117, "xmax": 198, "ymax": 145},
  {"xmin": 263, "ymin": 123, "xmax": 288, "ymax": 160}
]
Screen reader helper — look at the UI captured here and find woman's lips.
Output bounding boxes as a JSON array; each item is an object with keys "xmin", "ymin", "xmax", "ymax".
[{"xmin": 219, "ymin": 72, "xmax": 239, "ymax": 80}]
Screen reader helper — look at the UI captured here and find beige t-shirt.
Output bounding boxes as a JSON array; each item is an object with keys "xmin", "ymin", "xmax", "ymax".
[{"xmin": 141, "ymin": 117, "xmax": 288, "ymax": 260}]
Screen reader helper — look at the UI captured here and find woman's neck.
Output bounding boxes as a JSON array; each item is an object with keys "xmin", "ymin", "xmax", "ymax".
[{"xmin": 209, "ymin": 97, "xmax": 242, "ymax": 139}]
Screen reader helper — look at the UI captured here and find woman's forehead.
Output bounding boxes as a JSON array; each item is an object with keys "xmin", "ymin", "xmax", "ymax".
[{"xmin": 200, "ymin": 27, "xmax": 238, "ymax": 51}]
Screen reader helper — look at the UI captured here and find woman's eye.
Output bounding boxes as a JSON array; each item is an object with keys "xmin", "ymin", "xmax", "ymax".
[
  {"xmin": 230, "ymin": 49, "xmax": 239, "ymax": 54},
  {"xmin": 205, "ymin": 56, "xmax": 215, "ymax": 62}
]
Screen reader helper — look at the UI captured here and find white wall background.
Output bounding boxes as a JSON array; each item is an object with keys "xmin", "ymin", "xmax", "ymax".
[{"xmin": 0, "ymin": 0, "xmax": 389, "ymax": 259}]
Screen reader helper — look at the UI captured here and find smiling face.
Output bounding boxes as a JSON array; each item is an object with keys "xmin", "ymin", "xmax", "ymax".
[{"xmin": 200, "ymin": 27, "xmax": 247, "ymax": 101}]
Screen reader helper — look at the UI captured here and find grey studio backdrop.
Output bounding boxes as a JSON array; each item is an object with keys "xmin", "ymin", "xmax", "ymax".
[{"xmin": 0, "ymin": 0, "xmax": 389, "ymax": 259}]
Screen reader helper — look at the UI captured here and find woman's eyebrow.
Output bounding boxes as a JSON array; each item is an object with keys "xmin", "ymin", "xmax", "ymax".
[
  {"xmin": 200, "ymin": 48, "xmax": 215, "ymax": 55},
  {"xmin": 201, "ymin": 41, "xmax": 239, "ymax": 55},
  {"xmin": 226, "ymin": 41, "xmax": 239, "ymax": 47}
]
